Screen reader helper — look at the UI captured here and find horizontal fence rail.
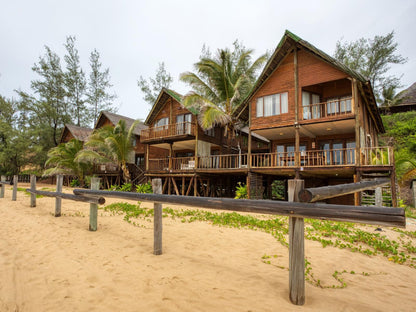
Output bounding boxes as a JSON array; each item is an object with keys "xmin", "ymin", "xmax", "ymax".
[
  {"xmin": 26, "ymin": 189, "xmax": 105, "ymax": 205},
  {"xmin": 73, "ymin": 189, "xmax": 405, "ymax": 228}
]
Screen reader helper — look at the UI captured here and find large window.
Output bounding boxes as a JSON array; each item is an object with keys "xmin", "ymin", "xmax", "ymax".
[
  {"xmin": 302, "ymin": 91, "xmax": 320, "ymax": 119},
  {"xmin": 176, "ymin": 113, "xmax": 192, "ymax": 134},
  {"xmin": 155, "ymin": 117, "xmax": 169, "ymax": 128},
  {"xmin": 256, "ymin": 92, "xmax": 288, "ymax": 117}
]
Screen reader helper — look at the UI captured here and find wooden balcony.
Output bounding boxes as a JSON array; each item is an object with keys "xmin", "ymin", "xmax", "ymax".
[
  {"xmin": 146, "ymin": 147, "xmax": 393, "ymax": 173},
  {"xmin": 140, "ymin": 121, "xmax": 196, "ymax": 143},
  {"xmin": 302, "ymin": 97, "xmax": 353, "ymax": 120}
]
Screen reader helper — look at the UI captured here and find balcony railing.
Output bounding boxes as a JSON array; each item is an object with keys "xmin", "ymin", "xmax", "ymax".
[
  {"xmin": 140, "ymin": 121, "xmax": 196, "ymax": 142},
  {"xmin": 146, "ymin": 147, "xmax": 393, "ymax": 172},
  {"xmin": 302, "ymin": 97, "xmax": 353, "ymax": 120}
]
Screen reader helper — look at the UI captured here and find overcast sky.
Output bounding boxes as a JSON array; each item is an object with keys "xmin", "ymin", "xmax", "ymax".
[{"xmin": 1, "ymin": 0, "xmax": 415, "ymax": 121}]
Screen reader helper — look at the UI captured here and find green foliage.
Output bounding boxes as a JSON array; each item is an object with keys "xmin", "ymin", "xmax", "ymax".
[
  {"xmin": 70, "ymin": 179, "xmax": 80, "ymax": 187},
  {"xmin": 271, "ymin": 180, "xmax": 285, "ymax": 200},
  {"xmin": 44, "ymin": 139, "xmax": 92, "ymax": 186},
  {"xmin": 234, "ymin": 182, "xmax": 247, "ymax": 199},
  {"xmin": 87, "ymin": 49, "xmax": 117, "ymax": 125},
  {"xmin": 108, "ymin": 183, "xmax": 132, "ymax": 192},
  {"xmin": 138, "ymin": 62, "xmax": 173, "ymax": 105},
  {"xmin": 180, "ymin": 40, "xmax": 268, "ymax": 133},
  {"xmin": 76, "ymin": 119, "xmax": 140, "ymax": 183},
  {"xmin": 334, "ymin": 31, "xmax": 407, "ymax": 102},
  {"xmin": 136, "ymin": 182, "xmax": 153, "ymax": 193}
]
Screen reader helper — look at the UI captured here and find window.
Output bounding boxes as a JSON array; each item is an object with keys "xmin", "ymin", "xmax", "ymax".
[
  {"xmin": 256, "ymin": 92, "xmax": 288, "ymax": 117},
  {"xmin": 155, "ymin": 117, "xmax": 169, "ymax": 129},
  {"xmin": 346, "ymin": 141, "xmax": 356, "ymax": 164},
  {"xmin": 176, "ymin": 114, "xmax": 192, "ymax": 134},
  {"xmin": 204, "ymin": 128, "xmax": 215, "ymax": 137},
  {"xmin": 327, "ymin": 96, "xmax": 352, "ymax": 115},
  {"xmin": 302, "ymin": 91, "xmax": 320, "ymax": 119}
]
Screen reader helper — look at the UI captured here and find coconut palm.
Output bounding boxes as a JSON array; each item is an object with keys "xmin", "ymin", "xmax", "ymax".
[
  {"xmin": 180, "ymin": 42, "xmax": 267, "ymax": 135},
  {"xmin": 44, "ymin": 139, "xmax": 92, "ymax": 186},
  {"xmin": 76, "ymin": 119, "xmax": 140, "ymax": 183}
]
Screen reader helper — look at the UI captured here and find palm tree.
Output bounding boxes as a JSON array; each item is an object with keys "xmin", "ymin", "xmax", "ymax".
[
  {"xmin": 180, "ymin": 42, "xmax": 267, "ymax": 135},
  {"xmin": 76, "ymin": 119, "xmax": 140, "ymax": 183},
  {"xmin": 44, "ymin": 139, "xmax": 92, "ymax": 186}
]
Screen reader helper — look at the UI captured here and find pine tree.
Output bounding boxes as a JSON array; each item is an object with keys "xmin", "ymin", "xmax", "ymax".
[
  {"xmin": 138, "ymin": 62, "xmax": 173, "ymax": 105},
  {"xmin": 86, "ymin": 49, "xmax": 117, "ymax": 125}
]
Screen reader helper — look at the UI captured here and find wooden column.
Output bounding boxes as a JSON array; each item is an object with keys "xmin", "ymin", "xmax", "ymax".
[
  {"xmin": 169, "ymin": 143, "xmax": 173, "ymax": 170},
  {"xmin": 145, "ymin": 144, "xmax": 149, "ymax": 171},
  {"xmin": 248, "ymin": 101, "xmax": 252, "ymax": 170},
  {"xmin": 352, "ymin": 79, "xmax": 361, "ymax": 166},
  {"xmin": 288, "ymin": 179, "xmax": 305, "ymax": 306},
  {"xmin": 152, "ymin": 178, "xmax": 163, "ymax": 255},
  {"xmin": 12, "ymin": 175, "xmax": 18, "ymax": 201},
  {"xmin": 195, "ymin": 128, "xmax": 199, "ymax": 169},
  {"xmin": 0, "ymin": 175, "xmax": 5, "ymax": 198},
  {"xmin": 30, "ymin": 175, "xmax": 36, "ymax": 207},
  {"xmin": 389, "ymin": 146, "xmax": 398, "ymax": 207},
  {"xmin": 294, "ymin": 47, "xmax": 300, "ymax": 172},
  {"xmin": 55, "ymin": 175, "xmax": 63, "ymax": 217},
  {"xmin": 246, "ymin": 173, "xmax": 251, "ymax": 199},
  {"xmin": 353, "ymin": 172, "xmax": 361, "ymax": 206},
  {"xmin": 89, "ymin": 177, "xmax": 100, "ymax": 231}
]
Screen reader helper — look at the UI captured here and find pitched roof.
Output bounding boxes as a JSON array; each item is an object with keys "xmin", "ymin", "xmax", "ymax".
[
  {"xmin": 234, "ymin": 30, "xmax": 384, "ymax": 132},
  {"xmin": 60, "ymin": 124, "xmax": 92, "ymax": 143},
  {"xmin": 96, "ymin": 111, "xmax": 147, "ymax": 135},
  {"xmin": 396, "ymin": 82, "xmax": 416, "ymax": 105},
  {"xmin": 145, "ymin": 88, "xmax": 199, "ymax": 125}
]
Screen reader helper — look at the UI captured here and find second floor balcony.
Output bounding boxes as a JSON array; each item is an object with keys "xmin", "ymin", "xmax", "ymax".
[
  {"xmin": 302, "ymin": 97, "xmax": 353, "ymax": 121},
  {"xmin": 141, "ymin": 121, "xmax": 196, "ymax": 143}
]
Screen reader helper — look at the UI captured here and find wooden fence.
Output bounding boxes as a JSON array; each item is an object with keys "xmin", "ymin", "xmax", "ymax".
[{"xmin": 0, "ymin": 175, "xmax": 406, "ymax": 306}]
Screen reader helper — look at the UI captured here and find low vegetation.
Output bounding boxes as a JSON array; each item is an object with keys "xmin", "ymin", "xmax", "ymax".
[{"xmin": 100, "ymin": 202, "xmax": 416, "ymax": 288}]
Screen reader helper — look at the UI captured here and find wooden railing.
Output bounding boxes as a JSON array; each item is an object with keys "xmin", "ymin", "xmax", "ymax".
[
  {"xmin": 198, "ymin": 154, "xmax": 248, "ymax": 169},
  {"xmin": 302, "ymin": 97, "xmax": 353, "ymax": 120},
  {"xmin": 361, "ymin": 147, "xmax": 392, "ymax": 166},
  {"xmin": 251, "ymin": 152, "xmax": 295, "ymax": 167},
  {"xmin": 146, "ymin": 147, "xmax": 392, "ymax": 171},
  {"xmin": 148, "ymin": 158, "xmax": 169, "ymax": 171},
  {"xmin": 140, "ymin": 121, "xmax": 196, "ymax": 142}
]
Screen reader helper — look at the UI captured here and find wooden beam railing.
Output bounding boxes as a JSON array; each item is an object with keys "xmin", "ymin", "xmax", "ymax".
[
  {"xmin": 361, "ymin": 146, "xmax": 392, "ymax": 166},
  {"xmin": 198, "ymin": 154, "xmax": 248, "ymax": 169},
  {"xmin": 298, "ymin": 178, "xmax": 391, "ymax": 203}
]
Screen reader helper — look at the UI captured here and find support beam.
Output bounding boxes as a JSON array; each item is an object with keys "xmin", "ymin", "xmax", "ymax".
[{"xmin": 298, "ymin": 178, "xmax": 390, "ymax": 203}]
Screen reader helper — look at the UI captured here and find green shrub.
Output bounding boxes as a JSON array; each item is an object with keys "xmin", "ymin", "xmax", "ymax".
[
  {"xmin": 70, "ymin": 179, "xmax": 80, "ymax": 187},
  {"xmin": 235, "ymin": 182, "xmax": 247, "ymax": 199},
  {"xmin": 136, "ymin": 182, "xmax": 153, "ymax": 193}
]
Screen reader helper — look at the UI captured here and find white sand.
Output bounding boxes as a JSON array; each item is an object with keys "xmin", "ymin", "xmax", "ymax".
[{"xmin": 0, "ymin": 183, "xmax": 415, "ymax": 311}]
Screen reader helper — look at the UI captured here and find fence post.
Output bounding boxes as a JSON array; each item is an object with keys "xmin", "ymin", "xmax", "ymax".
[
  {"xmin": 55, "ymin": 175, "xmax": 63, "ymax": 217},
  {"xmin": 288, "ymin": 179, "xmax": 305, "ymax": 305},
  {"xmin": 152, "ymin": 178, "xmax": 163, "ymax": 255},
  {"xmin": 30, "ymin": 175, "xmax": 36, "ymax": 207},
  {"xmin": 12, "ymin": 175, "xmax": 18, "ymax": 201},
  {"xmin": 375, "ymin": 187, "xmax": 383, "ymax": 207},
  {"xmin": 89, "ymin": 177, "xmax": 100, "ymax": 231},
  {"xmin": 0, "ymin": 175, "xmax": 5, "ymax": 198}
]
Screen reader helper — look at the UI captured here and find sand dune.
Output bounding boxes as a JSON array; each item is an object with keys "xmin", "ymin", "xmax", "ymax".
[{"xmin": 0, "ymin": 183, "xmax": 415, "ymax": 311}]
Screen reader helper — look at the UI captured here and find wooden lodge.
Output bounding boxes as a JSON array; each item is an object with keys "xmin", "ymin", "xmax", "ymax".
[{"xmin": 142, "ymin": 30, "xmax": 397, "ymax": 206}]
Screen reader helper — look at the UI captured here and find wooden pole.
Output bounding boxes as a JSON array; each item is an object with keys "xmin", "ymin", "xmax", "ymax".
[
  {"xmin": 30, "ymin": 175, "xmax": 36, "ymax": 207},
  {"xmin": 0, "ymin": 175, "xmax": 5, "ymax": 198},
  {"xmin": 298, "ymin": 178, "xmax": 390, "ymax": 203},
  {"xmin": 12, "ymin": 175, "xmax": 18, "ymax": 201},
  {"xmin": 55, "ymin": 175, "xmax": 63, "ymax": 217},
  {"xmin": 89, "ymin": 177, "xmax": 101, "ymax": 231},
  {"xmin": 152, "ymin": 178, "xmax": 163, "ymax": 255},
  {"xmin": 288, "ymin": 179, "xmax": 305, "ymax": 306}
]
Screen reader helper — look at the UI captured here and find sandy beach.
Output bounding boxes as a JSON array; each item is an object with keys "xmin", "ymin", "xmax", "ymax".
[{"xmin": 1, "ymin": 183, "xmax": 416, "ymax": 312}]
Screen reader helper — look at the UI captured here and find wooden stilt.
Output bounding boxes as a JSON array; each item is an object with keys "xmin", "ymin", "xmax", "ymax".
[{"xmin": 30, "ymin": 175, "xmax": 36, "ymax": 207}]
